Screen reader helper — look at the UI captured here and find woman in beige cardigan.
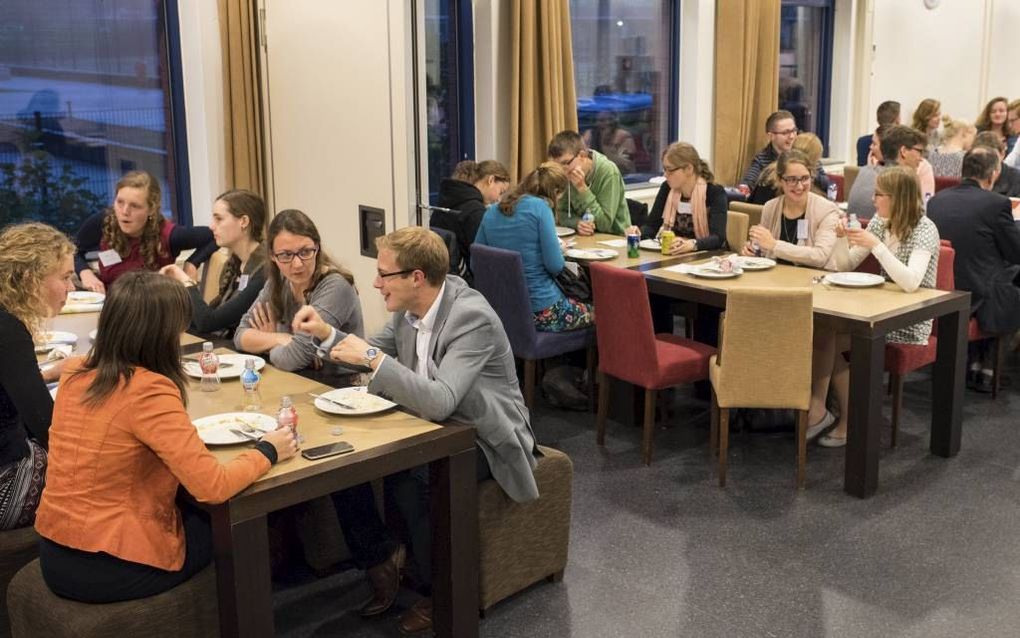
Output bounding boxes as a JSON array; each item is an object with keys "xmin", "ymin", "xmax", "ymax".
[{"xmin": 742, "ymin": 149, "xmax": 840, "ymax": 269}]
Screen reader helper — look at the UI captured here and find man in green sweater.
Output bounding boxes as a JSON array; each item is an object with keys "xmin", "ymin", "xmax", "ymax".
[{"xmin": 547, "ymin": 130, "xmax": 631, "ymax": 236}]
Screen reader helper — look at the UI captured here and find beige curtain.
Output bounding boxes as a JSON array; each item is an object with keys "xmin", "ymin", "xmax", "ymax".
[
  {"xmin": 510, "ymin": 0, "xmax": 579, "ymax": 183},
  {"xmin": 219, "ymin": 0, "xmax": 265, "ymax": 195},
  {"xmin": 713, "ymin": 0, "xmax": 781, "ymax": 185}
]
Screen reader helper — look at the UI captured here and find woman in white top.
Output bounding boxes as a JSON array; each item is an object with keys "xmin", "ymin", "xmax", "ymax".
[{"xmin": 811, "ymin": 166, "xmax": 941, "ymax": 447}]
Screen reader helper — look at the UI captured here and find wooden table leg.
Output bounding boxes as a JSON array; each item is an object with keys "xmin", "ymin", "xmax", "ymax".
[
  {"xmin": 845, "ymin": 332, "xmax": 884, "ymax": 498},
  {"xmin": 931, "ymin": 307, "xmax": 966, "ymax": 457},
  {"xmin": 209, "ymin": 506, "xmax": 274, "ymax": 638},
  {"xmin": 430, "ymin": 446, "xmax": 478, "ymax": 638}
]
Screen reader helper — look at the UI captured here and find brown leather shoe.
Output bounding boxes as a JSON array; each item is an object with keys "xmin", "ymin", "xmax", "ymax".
[
  {"xmin": 360, "ymin": 544, "xmax": 406, "ymax": 617},
  {"xmin": 398, "ymin": 597, "xmax": 432, "ymax": 635}
]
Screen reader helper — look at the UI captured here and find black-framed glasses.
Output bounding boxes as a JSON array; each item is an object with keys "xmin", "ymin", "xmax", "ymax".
[
  {"xmin": 663, "ymin": 164, "xmax": 681, "ymax": 175},
  {"xmin": 781, "ymin": 175, "xmax": 812, "ymax": 186},
  {"xmin": 376, "ymin": 268, "xmax": 416, "ymax": 280},
  {"xmin": 555, "ymin": 153, "xmax": 579, "ymax": 167},
  {"xmin": 910, "ymin": 146, "xmax": 927, "ymax": 156},
  {"xmin": 273, "ymin": 246, "xmax": 319, "ymax": 263},
  {"xmin": 771, "ymin": 128, "xmax": 799, "ymax": 137}
]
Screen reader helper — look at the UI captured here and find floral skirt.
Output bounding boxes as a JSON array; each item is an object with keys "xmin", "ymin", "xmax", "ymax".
[
  {"xmin": 534, "ymin": 297, "xmax": 595, "ymax": 332},
  {"xmin": 0, "ymin": 439, "xmax": 47, "ymax": 530}
]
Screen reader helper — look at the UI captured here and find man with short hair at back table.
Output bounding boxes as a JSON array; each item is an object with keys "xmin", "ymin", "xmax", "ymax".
[
  {"xmin": 856, "ymin": 100, "xmax": 901, "ymax": 166},
  {"xmin": 741, "ymin": 109, "xmax": 829, "ymax": 194},
  {"xmin": 847, "ymin": 124, "xmax": 929, "ymax": 218},
  {"xmin": 548, "ymin": 129, "xmax": 631, "ymax": 236},
  {"xmin": 927, "ymin": 146, "xmax": 1020, "ymax": 393},
  {"xmin": 290, "ymin": 226, "xmax": 540, "ymax": 635}
]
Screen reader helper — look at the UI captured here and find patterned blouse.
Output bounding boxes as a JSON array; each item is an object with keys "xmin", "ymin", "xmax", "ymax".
[
  {"xmin": 928, "ymin": 148, "xmax": 964, "ymax": 178},
  {"xmin": 864, "ymin": 215, "xmax": 941, "ymax": 345}
]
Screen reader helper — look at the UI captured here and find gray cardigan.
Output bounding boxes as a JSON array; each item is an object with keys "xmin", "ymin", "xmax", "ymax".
[{"xmin": 234, "ymin": 272, "xmax": 364, "ymax": 372}]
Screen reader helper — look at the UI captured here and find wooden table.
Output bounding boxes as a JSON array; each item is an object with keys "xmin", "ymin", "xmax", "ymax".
[
  {"xmin": 189, "ymin": 356, "xmax": 478, "ymax": 638},
  {"xmin": 568, "ymin": 232, "xmax": 713, "ymax": 272},
  {"xmin": 47, "ymin": 310, "xmax": 101, "ymax": 354},
  {"xmin": 644, "ymin": 259, "xmax": 971, "ymax": 498}
]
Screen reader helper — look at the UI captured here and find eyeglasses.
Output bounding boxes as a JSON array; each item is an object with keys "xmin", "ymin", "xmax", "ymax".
[
  {"xmin": 780, "ymin": 175, "xmax": 812, "ymax": 186},
  {"xmin": 272, "ymin": 246, "xmax": 319, "ymax": 263},
  {"xmin": 771, "ymin": 128, "xmax": 799, "ymax": 137},
  {"xmin": 873, "ymin": 191, "xmax": 889, "ymax": 198},
  {"xmin": 910, "ymin": 146, "xmax": 927, "ymax": 156},
  {"xmin": 555, "ymin": 152, "xmax": 582, "ymax": 167},
  {"xmin": 376, "ymin": 268, "xmax": 416, "ymax": 280},
  {"xmin": 663, "ymin": 164, "xmax": 684, "ymax": 175}
]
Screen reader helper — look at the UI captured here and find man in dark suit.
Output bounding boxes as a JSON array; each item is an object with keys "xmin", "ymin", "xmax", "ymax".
[
  {"xmin": 927, "ymin": 147, "xmax": 1020, "ymax": 391},
  {"xmin": 973, "ymin": 131, "xmax": 1020, "ymax": 197}
]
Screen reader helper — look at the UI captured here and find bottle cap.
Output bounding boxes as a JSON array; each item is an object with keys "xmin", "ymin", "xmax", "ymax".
[
  {"xmin": 202, "ymin": 341, "xmax": 213, "ymax": 351},
  {"xmin": 280, "ymin": 395, "xmax": 292, "ymax": 408}
]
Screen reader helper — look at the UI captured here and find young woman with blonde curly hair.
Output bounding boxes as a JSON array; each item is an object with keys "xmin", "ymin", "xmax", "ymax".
[
  {"xmin": 74, "ymin": 171, "xmax": 217, "ymax": 293},
  {"xmin": 0, "ymin": 222, "xmax": 75, "ymax": 529}
]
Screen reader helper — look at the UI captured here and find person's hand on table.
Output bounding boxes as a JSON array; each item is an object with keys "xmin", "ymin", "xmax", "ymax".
[
  {"xmin": 748, "ymin": 225, "xmax": 777, "ymax": 251},
  {"xmin": 291, "ymin": 305, "xmax": 333, "ymax": 340},
  {"xmin": 329, "ymin": 334, "xmax": 381, "ymax": 370},
  {"xmin": 668, "ymin": 238, "xmax": 697, "ymax": 255},
  {"xmin": 576, "ymin": 220, "xmax": 596, "ymax": 236},
  {"xmin": 79, "ymin": 269, "xmax": 105, "ymax": 294},
  {"xmin": 159, "ymin": 264, "xmax": 195, "ymax": 285},
  {"xmin": 846, "ymin": 227, "xmax": 879, "ymax": 250},
  {"xmin": 261, "ymin": 427, "xmax": 298, "ymax": 462},
  {"xmin": 739, "ymin": 241, "xmax": 757, "ymax": 257}
]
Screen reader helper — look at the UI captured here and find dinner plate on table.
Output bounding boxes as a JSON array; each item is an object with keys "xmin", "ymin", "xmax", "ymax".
[
  {"xmin": 89, "ymin": 329, "xmax": 97, "ymax": 341},
  {"xmin": 555, "ymin": 226, "xmax": 576, "ymax": 237},
  {"xmin": 565, "ymin": 248, "xmax": 618, "ymax": 261},
  {"xmin": 35, "ymin": 331, "xmax": 78, "ymax": 353},
  {"xmin": 314, "ymin": 386, "xmax": 397, "ymax": 416},
  {"xmin": 183, "ymin": 354, "xmax": 265, "ymax": 380},
  {"xmin": 192, "ymin": 412, "xmax": 277, "ymax": 446},
  {"xmin": 639, "ymin": 239, "xmax": 662, "ymax": 251},
  {"xmin": 690, "ymin": 266, "xmax": 743, "ymax": 279},
  {"xmin": 735, "ymin": 256, "xmax": 777, "ymax": 270},
  {"xmin": 823, "ymin": 272, "xmax": 886, "ymax": 288},
  {"xmin": 67, "ymin": 291, "xmax": 105, "ymax": 305}
]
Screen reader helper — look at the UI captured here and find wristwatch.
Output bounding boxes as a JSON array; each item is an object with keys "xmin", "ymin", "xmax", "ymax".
[{"xmin": 363, "ymin": 347, "xmax": 379, "ymax": 367}]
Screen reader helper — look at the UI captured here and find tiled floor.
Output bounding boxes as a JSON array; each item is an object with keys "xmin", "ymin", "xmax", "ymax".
[{"xmin": 277, "ymin": 353, "xmax": 1020, "ymax": 637}]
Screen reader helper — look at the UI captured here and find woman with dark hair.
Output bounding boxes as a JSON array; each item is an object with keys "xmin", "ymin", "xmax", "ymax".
[
  {"xmin": 976, "ymin": 97, "xmax": 1010, "ymax": 143},
  {"xmin": 35, "ymin": 271, "xmax": 297, "ymax": 602},
  {"xmin": 160, "ymin": 189, "xmax": 268, "ymax": 337},
  {"xmin": 235, "ymin": 209, "xmax": 364, "ymax": 377},
  {"xmin": 74, "ymin": 171, "xmax": 217, "ymax": 293},
  {"xmin": 637, "ymin": 142, "xmax": 728, "ymax": 252},
  {"xmin": 475, "ymin": 162, "xmax": 593, "ymax": 332},
  {"xmin": 0, "ymin": 223, "xmax": 75, "ymax": 529},
  {"xmin": 432, "ymin": 159, "xmax": 510, "ymax": 280}
]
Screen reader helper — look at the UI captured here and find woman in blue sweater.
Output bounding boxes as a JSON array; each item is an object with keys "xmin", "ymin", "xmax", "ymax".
[{"xmin": 474, "ymin": 162, "xmax": 594, "ymax": 332}]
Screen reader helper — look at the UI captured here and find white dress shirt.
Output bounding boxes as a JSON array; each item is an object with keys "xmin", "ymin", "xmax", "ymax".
[{"xmin": 405, "ymin": 282, "xmax": 446, "ymax": 378}]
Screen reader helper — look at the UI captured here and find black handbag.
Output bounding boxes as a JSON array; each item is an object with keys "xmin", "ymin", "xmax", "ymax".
[{"xmin": 554, "ymin": 265, "xmax": 592, "ymax": 303}]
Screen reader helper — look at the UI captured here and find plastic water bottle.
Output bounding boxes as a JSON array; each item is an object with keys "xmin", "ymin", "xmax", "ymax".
[
  {"xmin": 240, "ymin": 358, "xmax": 261, "ymax": 411},
  {"xmin": 847, "ymin": 213, "xmax": 862, "ymax": 230},
  {"xmin": 277, "ymin": 396, "xmax": 298, "ymax": 437},
  {"xmin": 199, "ymin": 342, "xmax": 220, "ymax": 392},
  {"xmin": 751, "ymin": 240, "xmax": 762, "ymax": 257},
  {"xmin": 581, "ymin": 210, "xmax": 594, "ymax": 225},
  {"xmin": 827, "ymin": 182, "xmax": 839, "ymax": 202}
]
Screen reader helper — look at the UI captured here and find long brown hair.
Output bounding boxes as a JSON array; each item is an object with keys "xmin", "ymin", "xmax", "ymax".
[
  {"xmin": 214, "ymin": 189, "xmax": 267, "ymax": 306},
  {"xmin": 662, "ymin": 142, "xmax": 714, "ymax": 182},
  {"xmin": 911, "ymin": 98, "xmax": 940, "ymax": 133},
  {"xmin": 0, "ymin": 223, "xmax": 75, "ymax": 342},
  {"xmin": 101, "ymin": 171, "xmax": 165, "ymax": 270},
  {"xmin": 975, "ymin": 97, "xmax": 1009, "ymax": 138},
  {"xmin": 498, "ymin": 162, "xmax": 567, "ymax": 216},
  {"xmin": 71, "ymin": 271, "xmax": 191, "ymax": 407},
  {"xmin": 451, "ymin": 160, "xmax": 510, "ymax": 185},
  {"xmin": 876, "ymin": 166, "xmax": 923, "ymax": 242},
  {"xmin": 266, "ymin": 209, "xmax": 354, "ymax": 319}
]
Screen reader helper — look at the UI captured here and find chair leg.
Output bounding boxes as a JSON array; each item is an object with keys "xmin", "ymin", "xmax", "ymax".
[
  {"xmin": 523, "ymin": 359, "xmax": 536, "ymax": 409},
  {"xmin": 586, "ymin": 342, "xmax": 597, "ymax": 413},
  {"xmin": 641, "ymin": 388, "xmax": 657, "ymax": 465},
  {"xmin": 709, "ymin": 388, "xmax": 719, "ymax": 457},
  {"xmin": 596, "ymin": 371, "xmax": 610, "ymax": 446},
  {"xmin": 796, "ymin": 410, "xmax": 808, "ymax": 489},
  {"xmin": 685, "ymin": 317, "xmax": 695, "ymax": 339},
  {"xmin": 718, "ymin": 408, "xmax": 730, "ymax": 487},
  {"xmin": 992, "ymin": 337, "xmax": 1001, "ymax": 400},
  {"xmin": 890, "ymin": 373, "xmax": 903, "ymax": 448}
]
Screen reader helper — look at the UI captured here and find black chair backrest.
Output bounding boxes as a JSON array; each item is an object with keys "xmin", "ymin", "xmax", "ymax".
[
  {"xmin": 429, "ymin": 227, "xmax": 462, "ymax": 277},
  {"xmin": 626, "ymin": 198, "xmax": 649, "ymax": 230}
]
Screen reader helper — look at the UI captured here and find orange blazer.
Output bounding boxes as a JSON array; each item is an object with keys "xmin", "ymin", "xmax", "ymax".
[{"xmin": 35, "ymin": 358, "xmax": 271, "ymax": 571}]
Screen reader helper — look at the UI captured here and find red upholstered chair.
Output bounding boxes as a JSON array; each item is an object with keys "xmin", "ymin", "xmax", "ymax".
[
  {"xmin": 934, "ymin": 176, "xmax": 960, "ymax": 192},
  {"xmin": 589, "ymin": 263, "xmax": 717, "ymax": 465},
  {"xmin": 884, "ymin": 243, "xmax": 955, "ymax": 446}
]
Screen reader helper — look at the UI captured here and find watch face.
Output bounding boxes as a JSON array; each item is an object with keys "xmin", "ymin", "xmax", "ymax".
[{"xmin": 365, "ymin": 348, "xmax": 378, "ymax": 359}]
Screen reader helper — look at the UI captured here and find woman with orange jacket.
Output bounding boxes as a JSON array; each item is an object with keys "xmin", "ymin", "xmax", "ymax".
[{"xmin": 35, "ymin": 271, "xmax": 298, "ymax": 602}]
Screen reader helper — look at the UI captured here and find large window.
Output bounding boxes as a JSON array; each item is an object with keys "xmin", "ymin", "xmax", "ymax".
[
  {"xmin": 779, "ymin": 0, "xmax": 834, "ymax": 151},
  {"xmin": 423, "ymin": 0, "xmax": 473, "ymax": 203},
  {"xmin": 570, "ymin": 0, "xmax": 679, "ymax": 184},
  {"xmin": 0, "ymin": 0, "xmax": 189, "ymax": 235}
]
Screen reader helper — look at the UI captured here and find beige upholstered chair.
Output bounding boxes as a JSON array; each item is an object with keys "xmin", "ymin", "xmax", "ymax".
[
  {"xmin": 725, "ymin": 211, "xmax": 749, "ymax": 253},
  {"xmin": 0, "ymin": 526, "xmax": 38, "ymax": 638},
  {"xmin": 709, "ymin": 288, "xmax": 814, "ymax": 488},
  {"xmin": 843, "ymin": 165, "xmax": 860, "ymax": 198},
  {"xmin": 200, "ymin": 247, "xmax": 230, "ymax": 304},
  {"xmin": 728, "ymin": 201, "xmax": 763, "ymax": 228},
  {"xmin": 8, "ymin": 560, "xmax": 218, "ymax": 637}
]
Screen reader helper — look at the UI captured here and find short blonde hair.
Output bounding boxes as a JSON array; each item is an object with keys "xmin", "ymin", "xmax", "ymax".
[
  {"xmin": 375, "ymin": 227, "xmax": 449, "ymax": 286},
  {"xmin": 0, "ymin": 222, "xmax": 75, "ymax": 341},
  {"xmin": 792, "ymin": 132, "xmax": 823, "ymax": 166}
]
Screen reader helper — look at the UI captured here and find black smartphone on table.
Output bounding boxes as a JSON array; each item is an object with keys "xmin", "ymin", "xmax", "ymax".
[{"xmin": 301, "ymin": 441, "xmax": 355, "ymax": 460}]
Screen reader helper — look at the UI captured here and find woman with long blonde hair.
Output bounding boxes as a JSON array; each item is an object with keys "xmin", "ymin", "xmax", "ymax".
[{"xmin": 0, "ymin": 222, "xmax": 75, "ymax": 528}]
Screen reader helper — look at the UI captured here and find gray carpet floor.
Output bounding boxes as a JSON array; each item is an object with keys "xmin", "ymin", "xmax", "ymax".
[{"xmin": 276, "ymin": 352, "xmax": 1020, "ymax": 638}]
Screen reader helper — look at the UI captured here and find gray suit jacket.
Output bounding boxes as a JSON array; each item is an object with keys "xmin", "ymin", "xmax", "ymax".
[{"xmin": 367, "ymin": 276, "xmax": 539, "ymax": 503}]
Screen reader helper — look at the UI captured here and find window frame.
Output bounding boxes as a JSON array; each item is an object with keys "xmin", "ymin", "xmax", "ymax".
[
  {"xmin": 164, "ymin": 0, "xmax": 192, "ymax": 225},
  {"xmin": 780, "ymin": 0, "xmax": 835, "ymax": 154}
]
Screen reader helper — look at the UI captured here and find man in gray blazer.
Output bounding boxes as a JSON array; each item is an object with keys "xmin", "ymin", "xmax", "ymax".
[{"xmin": 292, "ymin": 226, "xmax": 539, "ymax": 634}]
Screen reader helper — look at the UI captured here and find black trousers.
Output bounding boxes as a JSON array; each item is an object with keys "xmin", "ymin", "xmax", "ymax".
[
  {"xmin": 38, "ymin": 503, "xmax": 213, "ymax": 603},
  {"xmin": 332, "ymin": 445, "xmax": 492, "ymax": 593}
]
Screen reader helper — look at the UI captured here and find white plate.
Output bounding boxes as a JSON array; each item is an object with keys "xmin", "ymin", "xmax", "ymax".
[
  {"xmin": 67, "ymin": 291, "xmax": 105, "ymax": 305},
  {"xmin": 565, "ymin": 248, "xmax": 618, "ymax": 261},
  {"xmin": 735, "ymin": 256, "xmax": 777, "ymax": 270},
  {"xmin": 192, "ymin": 412, "xmax": 277, "ymax": 446},
  {"xmin": 314, "ymin": 386, "xmax": 397, "ymax": 416},
  {"xmin": 638, "ymin": 239, "xmax": 662, "ymax": 251},
  {"xmin": 183, "ymin": 354, "xmax": 266, "ymax": 380},
  {"xmin": 43, "ymin": 331, "xmax": 78, "ymax": 345},
  {"xmin": 555, "ymin": 226, "xmax": 576, "ymax": 237},
  {"xmin": 89, "ymin": 329, "xmax": 97, "ymax": 341},
  {"xmin": 690, "ymin": 266, "xmax": 743, "ymax": 279},
  {"xmin": 824, "ymin": 272, "xmax": 886, "ymax": 288}
]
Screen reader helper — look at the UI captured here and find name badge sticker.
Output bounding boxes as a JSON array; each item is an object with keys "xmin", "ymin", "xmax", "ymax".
[
  {"xmin": 238, "ymin": 274, "xmax": 250, "ymax": 291},
  {"xmin": 98, "ymin": 249, "xmax": 122, "ymax": 267},
  {"xmin": 796, "ymin": 219, "xmax": 808, "ymax": 241}
]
